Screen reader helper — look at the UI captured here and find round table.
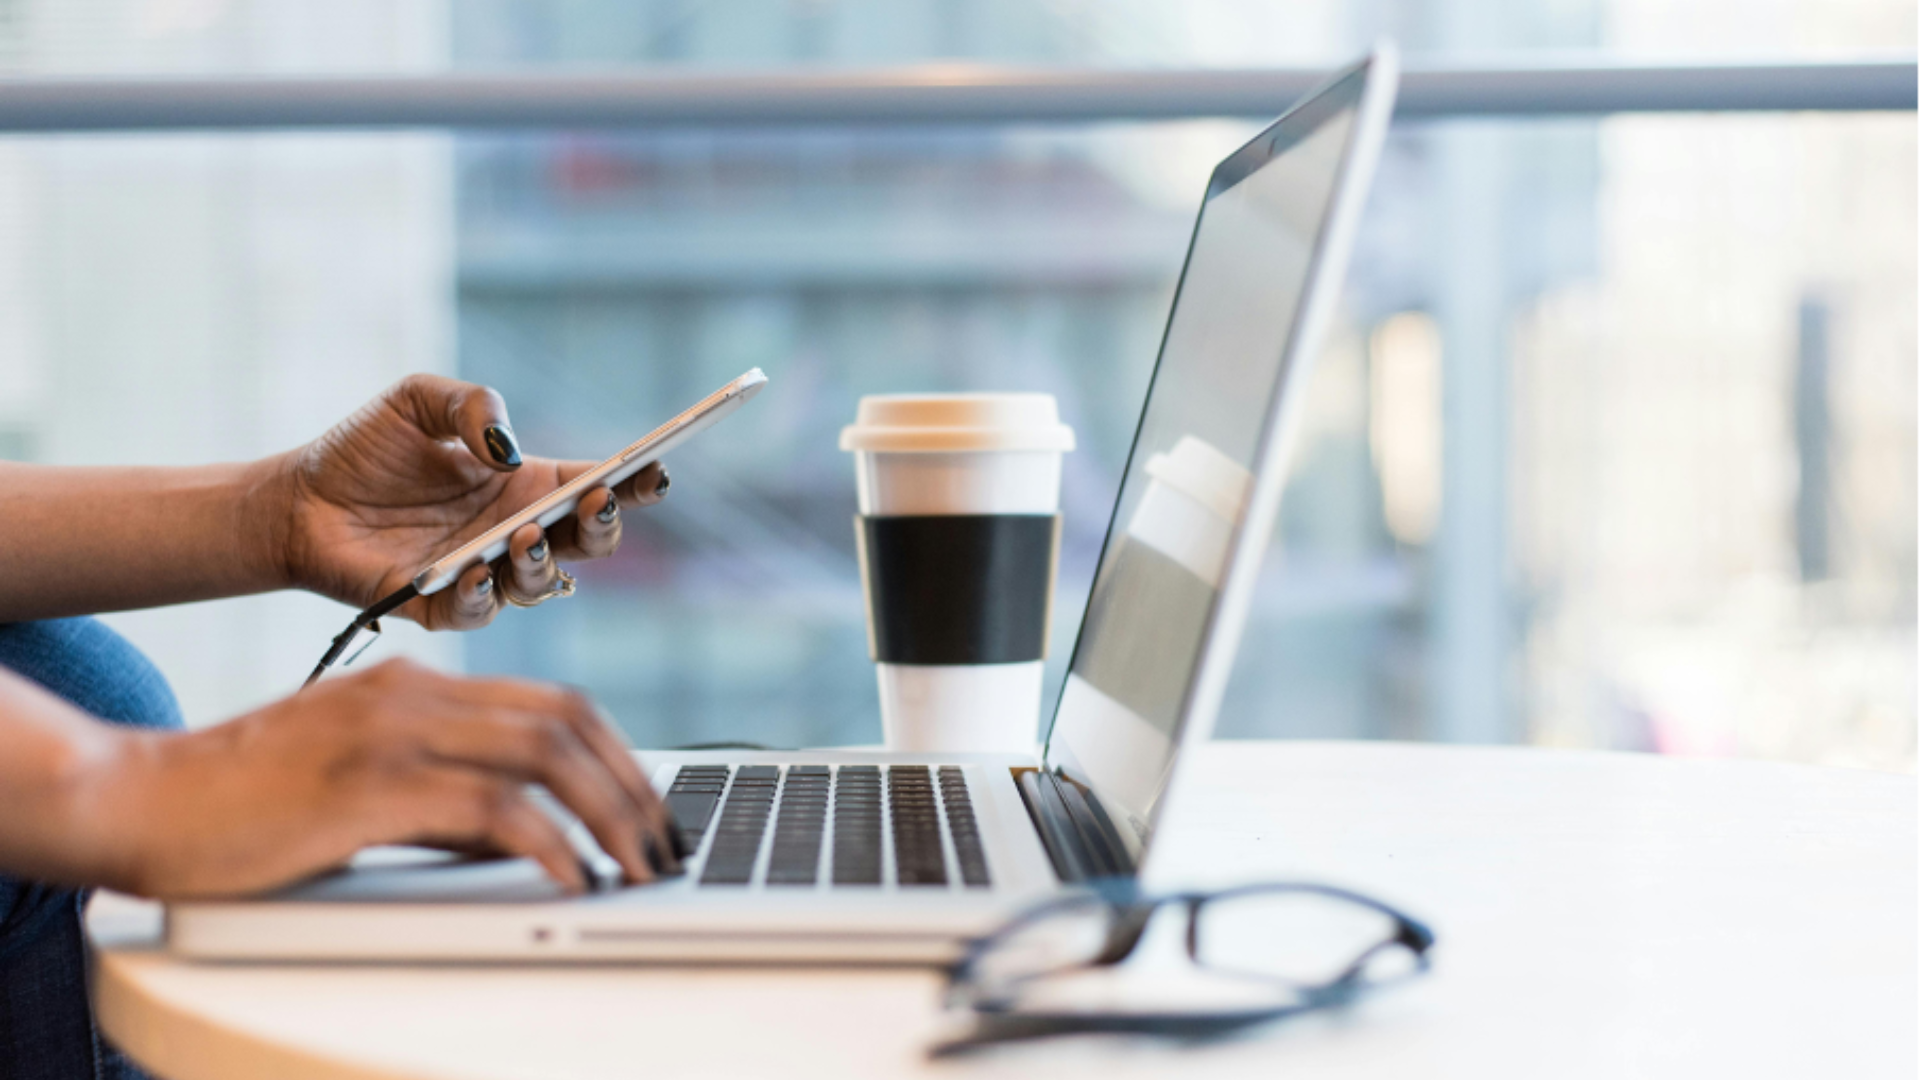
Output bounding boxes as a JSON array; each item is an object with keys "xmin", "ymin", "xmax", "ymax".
[{"xmin": 90, "ymin": 742, "xmax": 1917, "ymax": 1080}]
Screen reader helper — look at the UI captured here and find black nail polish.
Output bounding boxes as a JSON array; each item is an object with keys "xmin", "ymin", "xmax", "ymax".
[
  {"xmin": 596, "ymin": 493, "xmax": 620, "ymax": 524},
  {"xmin": 654, "ymin": 471, "xmax": 671, "ymax": 495},
  {"xmin": 474, "ymin": 575, "xmax": 493, "ymax": 597},
  {"xmin": 528, "ymin": 537, "xmax": 548, "ymax": 563},
  {"xmin": 483, "ymin": 425, "xmax": 522, "ymax": 468}
]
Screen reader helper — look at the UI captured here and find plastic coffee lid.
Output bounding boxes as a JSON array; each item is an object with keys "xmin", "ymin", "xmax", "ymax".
[
  {"xmin": 1142, "ymin": 435, "xmax": 1253, "ymax": 524},
  {"xmin": 839, "ymin": 393, "xmax": 1076, "ymax": 453}
]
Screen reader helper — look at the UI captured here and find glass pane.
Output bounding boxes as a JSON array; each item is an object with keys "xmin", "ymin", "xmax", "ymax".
[
  {"xmin": 453, "ymin": 110, "xmax": 1917, "ymax": 767},
  {"xmin": 448, "ymin": 0, "xmax": 1910, "ymax": 69},
  {"xmin": 0, "ymin": 2, "xmax": 445, "ymax": 76},
  {"xmin": 1, "ymin": 0, "xmax": 1903, "ymax": 76},
  {"xmin": 0, "ymin": 1, "xmax": 1907, "ymax": 775},
  {"xmin": 454, "ymin": 123, "xmax": 1205, "ymax": 748},
  {"xmin": 0, "ymin": 128, "xmax": 458, "ymax": 719}
]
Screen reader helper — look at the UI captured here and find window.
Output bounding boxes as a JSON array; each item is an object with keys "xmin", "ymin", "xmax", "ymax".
[{"xmin": 0, "ymin": 0, "xmax": 1910, "ymax": 770}]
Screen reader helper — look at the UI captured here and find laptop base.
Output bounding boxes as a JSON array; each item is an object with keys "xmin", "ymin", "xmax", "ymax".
[{"xmin": 167, "ymin": 751, "xmax": 1060, "ymax": 964}]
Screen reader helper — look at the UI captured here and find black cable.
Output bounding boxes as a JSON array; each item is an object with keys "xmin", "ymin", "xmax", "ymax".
[{"xmin": 302, "ymin": 582, "xmax": 420, "ymax": 689}]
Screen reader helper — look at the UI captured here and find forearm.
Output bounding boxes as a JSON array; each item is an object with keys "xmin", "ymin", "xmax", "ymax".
[
  {"xmin": 0, "ymin": 457, "xmax": 293, "ymax": 621},
  {"xmin": 0, "ymin": 670, "xmax": 145, "ymax": 890}
]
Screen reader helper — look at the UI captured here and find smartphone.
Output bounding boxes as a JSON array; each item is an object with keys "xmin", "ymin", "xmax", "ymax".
[{"xmin": 409, "ymin": 368, "xmax": 768, "ymax": 597}]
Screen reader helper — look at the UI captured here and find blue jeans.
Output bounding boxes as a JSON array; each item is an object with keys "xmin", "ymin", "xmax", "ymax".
[{"xmin": 0, "ymin": 619, "xmax": 179, "ymax": 1080}]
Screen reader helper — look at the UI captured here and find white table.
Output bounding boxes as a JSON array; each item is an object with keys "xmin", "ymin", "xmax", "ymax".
[{"xmin": 89, "ymin": 742, "xmax": 1917, "ymax": 1080}]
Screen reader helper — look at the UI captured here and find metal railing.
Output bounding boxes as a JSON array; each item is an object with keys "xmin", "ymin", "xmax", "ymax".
[{"xmin": 0, "ymin": 59, "xmax": 1909, "ymax": 130}]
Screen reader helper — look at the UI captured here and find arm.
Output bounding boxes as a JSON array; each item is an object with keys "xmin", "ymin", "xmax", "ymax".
[
  {"xmin": 0, "ymin": 374, "xmax": 668, "ymax": 628},
  {"xmin": 0, "ymin": 458, "xmax": 290, "ymax": 623},
  {"xmin": 0, "ymin": 659, "xmax": 681, "ymax": 896}
]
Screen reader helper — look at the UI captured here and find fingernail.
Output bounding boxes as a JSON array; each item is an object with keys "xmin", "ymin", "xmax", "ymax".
[
  {"xmin": 528, "ymin": 537, "xmax": 548, "ymax": 563},
  {"xmin": 483, "ymin": 425, "xmax": 522, "ymax": 468},
  {"xmin": 596, "ymin": 492, "xmax": 620, "ymax": 524},
  {"xmin": 654, "ymin": 470, "xmax": 671, "ymax": 496},
  {"xmin": 473, "ymin": 575, "xmax": 493, "ymax": 598}
]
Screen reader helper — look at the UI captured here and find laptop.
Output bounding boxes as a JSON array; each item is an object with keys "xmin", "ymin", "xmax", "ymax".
[{"xmin": 167, "ymin": 46, "xmax": 1399, "ymax": 964}]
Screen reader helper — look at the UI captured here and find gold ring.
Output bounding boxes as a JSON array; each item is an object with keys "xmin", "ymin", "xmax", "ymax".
[{"xmin": 502, "ymin": 567, "xmax": 576, "ymax": 609}]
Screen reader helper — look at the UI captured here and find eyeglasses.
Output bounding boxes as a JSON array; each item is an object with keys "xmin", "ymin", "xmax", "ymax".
[{"xmin": 935, "ymin": 877, "xmax": 1434, "ymax": 1057}]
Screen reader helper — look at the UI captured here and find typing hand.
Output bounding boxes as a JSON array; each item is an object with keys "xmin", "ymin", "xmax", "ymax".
[
  {"xmin": 272, "ymin": 374, "xmax": 670, "ymax": 630},
  {"xmin": 69, "ymin": 660, "xmax": 680, "ymax": 898}
]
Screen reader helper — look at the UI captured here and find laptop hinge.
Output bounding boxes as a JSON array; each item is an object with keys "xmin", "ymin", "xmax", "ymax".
[{"xmin": 1013, "ymin": 768, "xmax": 1136, "ymax": 883}]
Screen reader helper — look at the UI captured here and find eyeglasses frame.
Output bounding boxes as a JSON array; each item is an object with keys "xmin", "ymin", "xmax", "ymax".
[{"xmin": 934, "ymin": 877, "xmax": 1435, "ymax": 1055}]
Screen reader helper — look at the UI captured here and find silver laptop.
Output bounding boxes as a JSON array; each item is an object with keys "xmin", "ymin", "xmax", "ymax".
[{"xmin": 168, "ymin": 47, "xmax": 1399, "ymax": 964}]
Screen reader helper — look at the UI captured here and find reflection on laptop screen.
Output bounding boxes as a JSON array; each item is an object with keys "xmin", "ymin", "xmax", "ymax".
[{"xmin": 1044, "ymin": 78, "xmax": 1365, "ymax": 848}]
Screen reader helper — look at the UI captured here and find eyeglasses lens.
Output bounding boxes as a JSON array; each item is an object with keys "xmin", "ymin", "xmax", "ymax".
[
  {"xmin": 979, "ymin": 903, "xmax": 1313, "ymax": 1016},
  {"xmin": 1193, "ymin": 890, "xmax": 1409, "ymax": 987},
  {"xmin": 967, "ymin": 897, "xmax": 1115, "ymax": 999}
]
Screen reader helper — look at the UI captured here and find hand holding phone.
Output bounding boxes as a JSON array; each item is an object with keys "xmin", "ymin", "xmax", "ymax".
[
  {"xmin": 410, "ymin": 368, "xmax": 767, "ymax": 596},
  {"xmin": 304, "ymin": 368, "xmax": 769, "ymax": 686}
]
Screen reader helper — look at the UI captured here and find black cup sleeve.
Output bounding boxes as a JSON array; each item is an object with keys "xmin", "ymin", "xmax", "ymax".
[{"xmin": 856, "ymin": 514, "xmax": 1060, "ymax": 665}]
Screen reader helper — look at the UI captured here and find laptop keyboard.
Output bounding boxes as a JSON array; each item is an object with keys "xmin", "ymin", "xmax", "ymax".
[{"xmin": 665, "ymin": 765, "xmax": 990, "ymax": 890}]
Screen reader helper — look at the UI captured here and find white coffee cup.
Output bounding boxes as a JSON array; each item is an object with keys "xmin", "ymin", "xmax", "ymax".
[{"xmin": 840, "ymin": 394, "xmax": 1075, "ymax": 754}]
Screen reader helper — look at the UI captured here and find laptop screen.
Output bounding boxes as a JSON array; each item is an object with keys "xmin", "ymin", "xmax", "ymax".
[{"xmin": 1043, "ymin": 64, "xmax": 1378, "ymax": 853}]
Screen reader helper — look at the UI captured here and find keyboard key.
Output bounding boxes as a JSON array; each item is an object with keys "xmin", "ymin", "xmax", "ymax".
[
  {"xmin": 673, "ymin": 769, "xmax": 729, "ymax": 787},
  {"xmin": 664, "ymin": 791, "xmax": 720, "ymax": 839}
]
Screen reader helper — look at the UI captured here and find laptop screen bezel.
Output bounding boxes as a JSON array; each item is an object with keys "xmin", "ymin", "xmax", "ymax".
[{"xmin": 1038, "ymin": 47, "xmax": 1400, "ymax": 864}]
